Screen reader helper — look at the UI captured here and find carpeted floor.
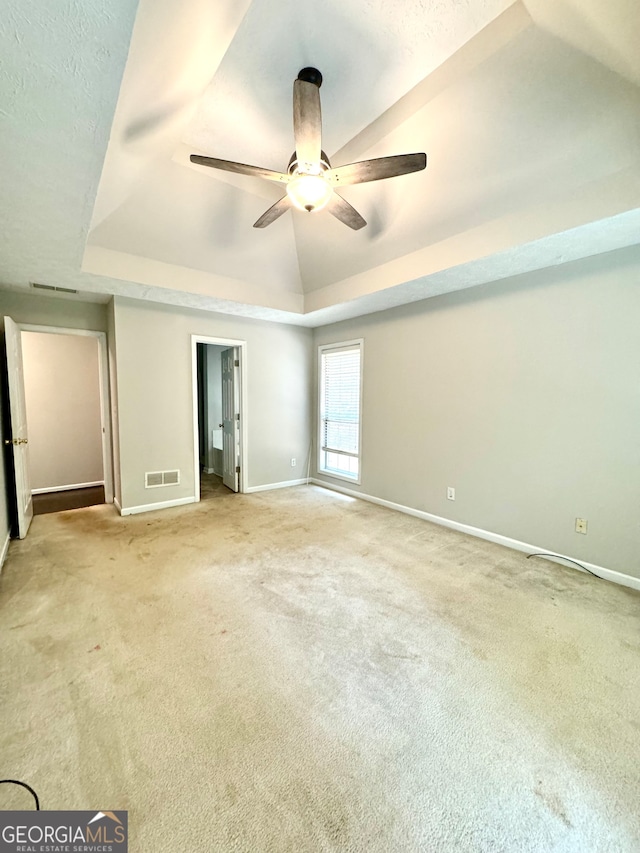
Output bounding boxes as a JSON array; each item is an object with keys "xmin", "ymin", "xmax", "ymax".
[
  {"xmin": 200, "ymin": 470, "xmax": 231, "ymax": 500},
  {"xmin": 0, "ymin": 485, "xmax": 638, "ymax": 851}
]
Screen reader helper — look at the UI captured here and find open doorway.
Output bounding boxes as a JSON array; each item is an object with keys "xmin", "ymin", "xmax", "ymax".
[
  {"xmin": 2, "ymin": 319, "xmax": 113, "ymax": 535},
  {"xmin": 192, "ymin": 335, "xmax": 246, "ymax": 501},
  {"xmin": 21, "ymin": 327, "xmax": 112, "ymax": 515}
]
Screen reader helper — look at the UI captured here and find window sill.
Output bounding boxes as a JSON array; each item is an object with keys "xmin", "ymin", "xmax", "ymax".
[{"xmin": 317, "ymin": 469, "xmax": 361, "ymax": 486}]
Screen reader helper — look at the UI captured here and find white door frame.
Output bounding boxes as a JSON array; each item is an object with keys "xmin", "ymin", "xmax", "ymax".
[
  {"xmin": 191, "ymin": 335, "xmax": 247, "ymax": 500},
  {"xmin": 18, "ymin": 324, "xmax": 114, "ymax": 504}
]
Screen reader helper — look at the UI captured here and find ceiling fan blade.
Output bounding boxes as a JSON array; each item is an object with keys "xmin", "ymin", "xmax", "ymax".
[
  {"xmin": 253, "ymin": 195, "xmax": 293, "ymax": 229},
  {"xmin": 293, "ymin": 79, "xmax": 322, "ymax": 167},
  {"xmin": 326, "ymin": 192, "xmax": 366, "ymax": 230},
  {"xmin": 190, "ymin": 154, "xmax": 288, "ymax": 183},
  {"xmin": 327, "ymin": 153, "xmax": 427, "ymax": 186}
]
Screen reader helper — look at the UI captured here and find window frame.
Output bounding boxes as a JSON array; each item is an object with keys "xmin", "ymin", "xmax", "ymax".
[{"xmin": 317, "ymin": 339, "xmax": 364, "ymax": 485}]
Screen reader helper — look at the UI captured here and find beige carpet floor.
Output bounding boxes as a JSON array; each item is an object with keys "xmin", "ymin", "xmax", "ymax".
[{"xmin": 0, "ymin": 485, "xmax": 638, "ymax": 851}]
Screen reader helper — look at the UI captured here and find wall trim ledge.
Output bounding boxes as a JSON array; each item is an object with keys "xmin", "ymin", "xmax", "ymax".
[
  {"xmin": 32, "ymin": 481, "xmax": 105, "ymax": 495},
  {"xmin": 246, "ymin": 478, "xmax": 309, "ymax": 494},
  {"xmin": 119, "ymin": 496, "xmax": 196, "ymax": 516},
  {"xmin": 310, "ymin": 479, "xmax": 640, "ymax": 592},
  {"xmin": 0, "ymin": 532, "xmax": 10, "ymax": 573}
]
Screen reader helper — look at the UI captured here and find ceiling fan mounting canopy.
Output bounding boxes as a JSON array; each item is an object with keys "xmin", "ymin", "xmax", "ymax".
[
  {"xmin": 190, "ymin": 68, "xmax": 426, "ymax": 229},
  {"xmin": 297, "ymin": 67, "xmax": 323, "ymax": 88}
]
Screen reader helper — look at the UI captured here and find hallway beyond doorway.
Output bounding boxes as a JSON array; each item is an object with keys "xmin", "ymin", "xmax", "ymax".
[
  {"xmin": 32, "ymin": 485, "xmax": 105, "ymax": 515},
  {"xmin": 200, "ymin": 471, "xmax": 232, "ymax": 501}
]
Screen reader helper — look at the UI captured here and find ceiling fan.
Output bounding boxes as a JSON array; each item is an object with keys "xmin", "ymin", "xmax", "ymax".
[{"xmin": 190, "ymin": 67, "xmax": 427, "ymax": 230}]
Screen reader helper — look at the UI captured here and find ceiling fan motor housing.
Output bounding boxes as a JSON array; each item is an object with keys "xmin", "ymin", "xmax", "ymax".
[{"xmin": 287, "ymin": 150, "xmax": 331, "ymax": 174}]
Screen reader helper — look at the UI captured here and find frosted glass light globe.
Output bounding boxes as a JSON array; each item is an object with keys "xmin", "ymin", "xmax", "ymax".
[{"xmin": 286, "ymin": 173, "xmax": 332, "ymax": 212}]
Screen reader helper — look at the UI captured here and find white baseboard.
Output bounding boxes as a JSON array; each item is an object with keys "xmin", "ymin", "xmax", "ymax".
[
  {"xmin": 32, "ymin": 481, "xmax": 104, "ymax": 495},
  {"xmin": 119, "ymin": 496, "xmax": 196, "ymax": 516},
  {"xmin": 310, "ymin": 479, "xmax": 640, "ymax": 592},
  {"xmin": 202, "ymin": 467, "xmax": 215, "ymax": 475},
  {"xmin": 0, "ymin": 531, "xmax": 10, "ymax": 573},
  {"xmin": 245, "ymin": 478, "xmax": 309, "ymax": 494}
]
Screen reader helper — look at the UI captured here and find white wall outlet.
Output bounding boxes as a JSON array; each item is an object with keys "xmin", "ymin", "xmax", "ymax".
[
  {"xmin": 575, "ymin": 517, "xmax": 587, "ymax": 534},
  {"xmin": 291, "ymin": 458, "xmax": 297, "ymax": 467},
  {"xmin": 447, "ymin": 486, "xmax": 455, "ymax": 501}
]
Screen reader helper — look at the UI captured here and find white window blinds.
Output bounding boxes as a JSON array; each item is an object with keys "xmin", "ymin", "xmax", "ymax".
[{"xmin": 319, "ymin": 343, "xmax": 361, "ymax": 480}]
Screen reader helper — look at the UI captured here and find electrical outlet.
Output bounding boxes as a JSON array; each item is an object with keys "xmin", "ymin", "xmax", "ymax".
[
  {"xmin": 291, "ymin": 458, "xmax": 297, "ymax": 467},
  {"xmin": 575, "ymin": 517, "xmax": 587, "ymax": 534},
  {"xmin": 447, "ymin": 486, "xmax": 455, "ymax": 501}
]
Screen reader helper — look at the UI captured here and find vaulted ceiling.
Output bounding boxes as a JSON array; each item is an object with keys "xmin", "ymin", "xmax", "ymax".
[{"xmin": 2, "ymin": 0, "xmax": 639, "ymax": 326}]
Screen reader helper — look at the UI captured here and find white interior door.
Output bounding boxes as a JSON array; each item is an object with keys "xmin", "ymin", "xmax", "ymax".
[
  {"xmin": 221, "ymin": 347, "xmax": 239, "ymax": 492},
  {"xmin": 4, "ymin": 317, "xmax": 33, "ymax": 538}
]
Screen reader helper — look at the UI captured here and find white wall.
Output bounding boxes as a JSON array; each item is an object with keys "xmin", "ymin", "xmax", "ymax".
[
  {"xmin": 313, "ymin": 245, "xmax": 640, "ymax": 579},
  {"xmin": 21, "ymin": 332, "xmax": 104, "ymax": 492},
  {"xmin": 112, "ymin": 297, "xmax": 313, "ymax": 510},
  {"xmin": 205, "ymin": 345, "xmax": 223, "ymax": 472},
  {"xmin": 0, "ymin": 291, "xmax": 108, "ymax": 331},
  {"xmin": 196, "ymin": 344, "xmax": 224, "ymax": 473}
]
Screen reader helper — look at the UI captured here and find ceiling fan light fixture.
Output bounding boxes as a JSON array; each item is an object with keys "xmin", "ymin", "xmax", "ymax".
[
  {"xmin": 191, "ymin": 68, "xmax": 426, "ymax": 229},
  {"xmin": 286, "ymin": 172, "xmax": 332, "ymax": 213}
]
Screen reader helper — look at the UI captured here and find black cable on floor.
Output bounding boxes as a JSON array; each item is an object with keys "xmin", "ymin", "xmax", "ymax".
[
  {"xmin": 527, "ymin": 553, "xmax": 601, "ymax": 579},
  {"xmin": 0, "ymin": 779, "xmax": 40, "ymax": 810}
]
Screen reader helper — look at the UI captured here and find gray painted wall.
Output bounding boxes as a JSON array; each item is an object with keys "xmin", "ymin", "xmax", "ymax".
[
  {"xmin": 112, "ymin": 297, "xmax": 313, "ymax": 509},
  {"xmin": 313, "ymin": 245, "xmax": 640, "ymax": 578},
  {"xmin": 0, "ymin": 291, "xmax": 108, "ymax": 331},
  {"xmin": 21, "ymin": 332, "xmax": 103, "ymax": 491}
]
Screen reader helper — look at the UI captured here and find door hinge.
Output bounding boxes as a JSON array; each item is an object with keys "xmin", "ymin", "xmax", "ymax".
[
  {"xmin": 234, "ymin": 359, "xmax": 239, "ymax": 367},
  {"xmin": 236, "ymin": 465, "xmax": 241, "ymax": 473},
  {"xmin": 236, "ymin": 413, "xmax": 240, "ymax": 421}
]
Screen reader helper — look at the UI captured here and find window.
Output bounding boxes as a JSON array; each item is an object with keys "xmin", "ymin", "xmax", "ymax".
[{"xmin": 318, "ymin": 340, "xmax": 363, "ymax": 482}]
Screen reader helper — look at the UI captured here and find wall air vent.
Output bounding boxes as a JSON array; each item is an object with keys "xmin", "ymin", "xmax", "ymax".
[
  {"xmin": 30, "ymin": 282, "xmax": 78, "ymax": 294},
  {"xmin": 145, "ymin": 470, "xmax": 181, "ymax": 488}
]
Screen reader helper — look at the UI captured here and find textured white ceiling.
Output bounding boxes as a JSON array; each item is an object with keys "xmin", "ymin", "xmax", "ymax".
[
  {"xmin": 184, "ymin": 0, "xmax": 511, "ymax": 169},
  {"xmin": 1, "ymin": 0, "xmax": 639, "ymax": 325}
]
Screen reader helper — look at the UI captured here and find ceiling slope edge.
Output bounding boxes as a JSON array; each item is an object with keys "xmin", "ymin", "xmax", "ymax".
[
  {"xmin": 331, "ymin": 1, "xmax": 532, "ymax": 167},
  {"xmin": 302, "ymin": 208, "xmax": 640, "ymax": 327},
  {"xmin": 304, "ymin": 168, "xmax": 640, "ymax": 314},
  {"xmin": 332, "ymin": 0, "xmax": 640, "ymax": 173},
  {"xmin": 89, "ymin": 0, "xmax": 253, "ymax": 232},
  {"xmin": 82, "ymin": 246, "xmax": 304, "ymax": 315}
]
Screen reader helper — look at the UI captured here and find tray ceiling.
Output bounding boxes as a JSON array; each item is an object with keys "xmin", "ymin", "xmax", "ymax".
[{"xmin": 2, "ymin": 0, "xmax": 639, "ymax": 325}]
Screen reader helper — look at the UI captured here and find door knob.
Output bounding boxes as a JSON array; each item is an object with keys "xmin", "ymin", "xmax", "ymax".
[{"xmin": 4, "ymin": 438, "xmax": 27, "ymax": 445}]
